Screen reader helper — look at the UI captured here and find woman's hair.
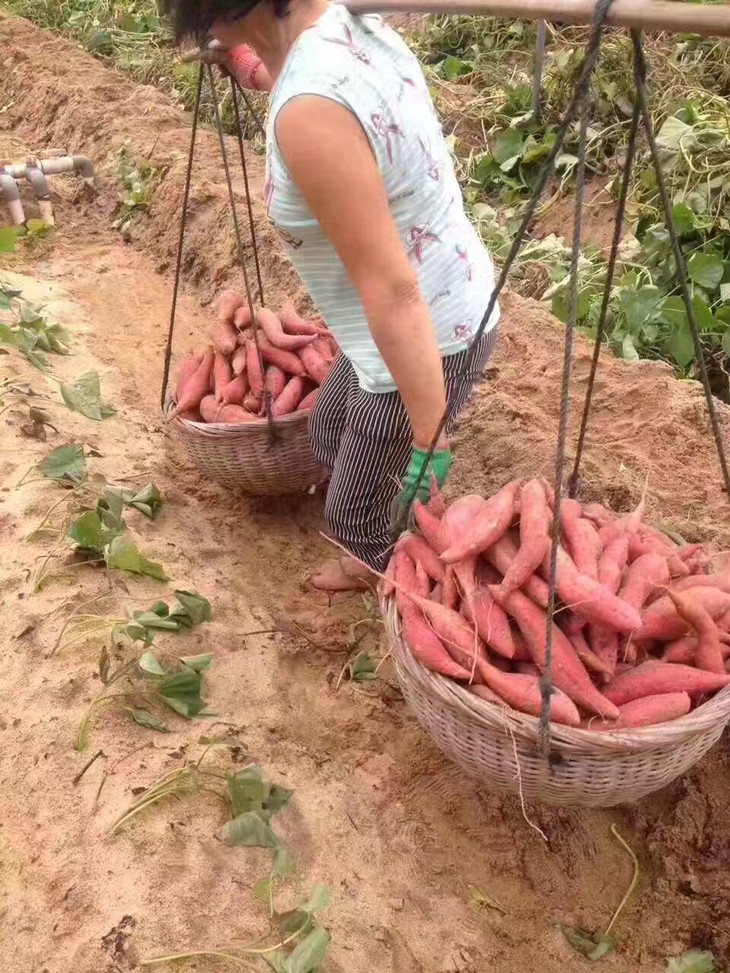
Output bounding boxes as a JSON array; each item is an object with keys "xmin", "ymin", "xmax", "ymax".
[{"xmin": 162, "ymin": 0, "xmax": 290, "ymax": 41}]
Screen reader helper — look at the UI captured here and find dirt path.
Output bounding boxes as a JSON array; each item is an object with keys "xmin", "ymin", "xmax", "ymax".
[{"xmin": 1, "ymin": 11, "xmax": 730, "ymax": 973}]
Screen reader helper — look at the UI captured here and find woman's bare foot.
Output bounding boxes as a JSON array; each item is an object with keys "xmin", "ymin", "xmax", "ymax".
[{"xmin": 310, "ymin": 555, "xmax": 373, "ymax": 591}]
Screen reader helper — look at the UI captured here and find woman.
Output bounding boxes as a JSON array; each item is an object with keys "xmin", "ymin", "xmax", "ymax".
[{"xmin": 165, "ymin": 0, "xmax": 500, "ymax": 590}]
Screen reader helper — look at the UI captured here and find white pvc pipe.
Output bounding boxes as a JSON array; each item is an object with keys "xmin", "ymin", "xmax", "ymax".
[{"xmin": 0, "ymin": 173, "xmax": 25, "ymax": 225}]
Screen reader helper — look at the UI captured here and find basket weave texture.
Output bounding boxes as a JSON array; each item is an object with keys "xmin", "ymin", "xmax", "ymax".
[
  {"xmin": 383, "ymin": 598, "xmax": 730, "ymax": 807},
  {"xmin": 165, "ymin": 399, "xmax": 326, "ymax": 496}
]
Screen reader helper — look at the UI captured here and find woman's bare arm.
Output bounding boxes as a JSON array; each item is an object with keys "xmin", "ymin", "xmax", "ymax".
[{"xmin": 275, "ymin": 95, "xmax": 447, "ymax": 447}]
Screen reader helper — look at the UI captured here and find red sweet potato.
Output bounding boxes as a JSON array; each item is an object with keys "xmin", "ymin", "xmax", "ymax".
[
  {"xmin": 233, "ymin": 305, "xmax": 252, "ymax": 331},
  {"xmin": 273, "ymin": 376, "xmax": 306, "ymax": 417},
  {"xmin": 175, "ymin": 352, "xmax": 200, "ymax": 401},
  {"xmin": 297, "ymin": 387, "xmax": 320, "ymax": 412},
  {"xmin": 394, "ymin": 548, "xmax": 418, "ymax": 616},
  {"xmin": 169, "ymin": 349, "xmax": 214, "ymax": 419},
  {"xmin": 382, "ymin": 556, "xmax": 396, "ymax": 599},
  {"xmin": 549, "ymin": 547, "xmax": 643, "ymax": 634},
  {"xmin": 598, "ymin": 532, "xmax": 630, "ymax": 594},
  {"xmin": 220, "ymin": 373, "xmax": 247, "ymax": 405},
  {"xmin": 629, "ymin": 532, "xmax": 689, "ymax": 577},
  {"xmin": 467, "ymin": 684, "xmax": 504, "ymax": 706},
  {"xmin": 209, "ymin": 318, "xmax": 238, "ymax": 356},
  {"xmin": 437, "ymin": 495, "xmax": 487, "ymax": 552},
  {"xmin": 442, "ymin": 567, "xmax": 459, "ymax": 611},
  {"xmin": 257, "ymin": 307, "xmax": 317, "ymax": 351},
  {"xmin": 667, "ymin": 589, "xmax": 725, "ymax": 673},
  {"xmin": 213, "ymin": 352, "xmax": 232, "ymax": 401},
  {"xmin": 414, "ymin": 500, "xmax": 445, "ymax": 554},
  {"xmin": 581, "ymin": 502, "xmax": 615, "ymax": 527},
  {"xmin": 475, "ymin": 665, "xmax": 581, "ymax": 726},
  {"xmin": 415, "ymin": 561, "xmax": 431, "ymax": 598},
  {"xmin": 312, "ymin": 336, "xmax": 335, "ymax": 363},
  {"xmin": 560, "ymin": 500, "xmax": 602, "ymax": 579},
  {"xmin": 259, "ymin": 335, "xmax": 307, "ymax": 376},
  {"xmin": 264, "ymin": 365, "xmax": 287, "ymax": 401},
  {"xmin": 278, "ymin": 303, "xmax": 320, "ymax": 336},
  {"xmin": 299, "ymin": 344, "xmax": 331, "ymax": 384},
  {"xmin": 674, "ymin": 569, "xmax": 730, "ymax": 595},
  {"xmin": 243, "ymin": 391, "xmax": 262, "ymax": 413},
  {"xmin": 462, "ymin": 588, "xmax": 516, "ymax": 659},
  {"xmin": 637, "ymin": 587, "xmax": 730, "ymax": 641},
  {"xmin": 216, "ymin": 288, "xmax": 244, "ymax": 322},
  {"xmin": 604, "ymin": 661, "xmax": 730, "ymax": 705},
  {"xmin": 588, "ymin": 625, "xmax": 619, "ymax": 677},
  {"xmin": 441, "ymin": 480, "xmax": 520, "ymax": 563},
  {"xmin": 231, "ymin": 344, "xmax": 248, "ymax": 376},
  {"xmin": 246, "ymin": 339, "xmax": 265, "ymax": 395},
  {"xmin": 493, "ymin": 478, "xmax": 550, "ymax": 598},
  {"xmin": 568, "ymin": 628, "xmax": 613, "ymax": 678},
  {"xmin": 399, "ymin": 593, "xmax": 484, "ymax": 669},
  {"xmin": 427, "ymin": 478, "xmax": 447, "ymax": 519},
  {"xmin": 495, "ymin": 588, "xmax": 620, "ymax": 719},
  {"xmin": 618, "ymin": 553, "xmax": 670, "ymax": 611},
  {"xmin": 199, "ymin": 394, "xmax": 258, "ymax": 424},
  {"xmin": 402, "ymin": 606, "xmax": 472, "ymax": 680},
  {"xmin": 590, "ymin": 692, "xmax": 692, "ymax": 730},
  {"xmin": 483, "ymin": 535, "xmax": 550, "ymax": 609},
  {"xmin": 401, "ymin": 533, "xmax": 445, "ymax": 583}
]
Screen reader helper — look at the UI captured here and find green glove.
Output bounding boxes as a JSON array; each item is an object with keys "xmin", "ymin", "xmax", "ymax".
[{"xmin": 390, "ymin": 445, "xmax": 453, "ymax": 534}]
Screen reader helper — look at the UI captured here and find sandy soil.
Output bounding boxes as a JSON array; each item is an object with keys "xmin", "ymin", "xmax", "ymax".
[{"xmin": 1, "ymin": 11, "xmax": 730, "ymax": 973}]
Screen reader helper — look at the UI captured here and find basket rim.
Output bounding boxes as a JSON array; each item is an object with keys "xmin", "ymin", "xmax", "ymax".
[
  {"xmin": 163, "ymin": 395, "xmax": 312, "ymax": 437},
  {"xmin": 383, "ymin": 596, "xmax": 730, "ymax": 754}
]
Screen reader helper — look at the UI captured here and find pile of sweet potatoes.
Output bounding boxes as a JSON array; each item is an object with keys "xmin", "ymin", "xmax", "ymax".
[
  {"xmin": 170, "ymin": 289, "xmax": 338, "ymax": 423},
  {"xmin": 385, "ymin": 479, "xmax": 730, "ymax": 732}
]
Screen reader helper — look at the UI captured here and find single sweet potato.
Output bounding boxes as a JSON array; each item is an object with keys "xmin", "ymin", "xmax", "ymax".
[
  {"xmin": 667, "ymin": 589, "xmax": 725, "ymax": 673},
  {"xmin": 216, "ymin": 288, "xmax": 244, "ymax": 323},
  {"xmin": 475, "ymin": 665, "xmax": 581, "ymax": 726},
  {"xmin": 175, "ymin": 352, "xmax": 201, "ymax": 401},
  {"xmin": 483, "ymin": 535, "xmax": 549, "ymax": 608},
  {"xmin": 297, "ymin": 387, "xmax": 320, "ymax": 412},
  {"xmin": 259, "ymin": 335, "xmax": 307, "ymax": 376},
  {"xmin": 402, "ymin": 606, "xmax": 472, "ymax": 680},
  {"xmin": 493, "ymin": 478, "xmax": 550, "ymax": 598},
  {"xmin": 257, "ymin": 307, "xmax": 317, "ymax": 351},
  {"xmin": 441, "ymin": 480, "xmax": 520, "ymax": 563},
  {"xmin": 278, "ymin": 303, "xmax": 320, "ymax": 336},
  {"xmin": 437, "ymin": 495, "xmax": 487, "ymax": 552},
  {"xmin": 637, "ymin": 586, "xmax": 730, "ymax": 641},
  {"xmin": 169, "ymin": 349, "xmax": 214, "ymax": 419},
  {"xmin": 213, "ymin": 352, "xmax": 232, "ymax": 401},
  {"xmin": 549, "ymin": 546, "xmax": 643, "ymax": 634},
  {"xmin": 604, "ymin": 661, "xmax": 730, "ymax": 705},
  {"xmin": 413, "ymin": 500, "xmax": 445, "ymax": 554},
  {"xmin": 400, "ymin": 533, "xmax": 445, "ymax": 584},
  {"xmin": 246, "ymin": 339, "xmax": 265, "ymax": 395},
  {"xmin": 272, "ymin": 376, "xmax": 306, "ymax": 417},
  {"xmin": 231, "ymin": 344, "xmax": 248, "ymax": 377},
  {"xmin": 220, "ymin": 373, "xmax": 247, "ymax": 405},
  {"xmin": 590, "ymin": 692, "xmax": 692, "ymax": 730},
  {"xmin": 299, "ymin": 344, "xmax": 331, "ymax": 383},
  {"xmin": 264, "ymin": 365, "xmax": 287, "ymax": 401}
]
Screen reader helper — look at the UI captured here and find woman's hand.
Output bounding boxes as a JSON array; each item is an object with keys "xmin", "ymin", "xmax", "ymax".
[{"xmin": 275, "ymin": 95, "xmax": 447, "ymax": 448}]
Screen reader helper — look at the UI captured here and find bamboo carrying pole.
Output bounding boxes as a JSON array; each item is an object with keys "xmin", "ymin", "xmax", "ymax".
[
  {"xmin": 180, "ymin": 0, "xmax": 730, "ymax": 61},
  {"xmin": 345, "ymin": 0, "xmax": 730, "ymax": 35}
]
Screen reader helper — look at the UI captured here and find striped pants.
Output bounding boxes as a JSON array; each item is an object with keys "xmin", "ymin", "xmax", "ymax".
[{"xmin": 309, "ymin": 328, "xmax": 499, "ymax": 571}]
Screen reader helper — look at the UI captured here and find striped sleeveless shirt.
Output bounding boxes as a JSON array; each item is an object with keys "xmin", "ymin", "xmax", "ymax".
[{"xmin": 265, "ymin": 3, "xmax": 499, "ymax": 393}]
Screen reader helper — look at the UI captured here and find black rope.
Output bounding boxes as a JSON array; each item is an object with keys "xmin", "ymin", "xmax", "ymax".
[
  {"xmin": 230, "ymin": 76, "xmax": 266, "ymax": 306},
  {"xmin": 160, "ymin": 64, "xmax": 203, "ymax": 409},
  {"xmin": 401, "ymin": 0, "xmax": 620, "ymax": 525},
  {"xmin": 568, "ymin": 97, "xmax": 641, "ymax": 498},
  {"xmin": 538, "ymin": 0, "xmax": 616, "ymax": 754},
  {"xmin": 206, "ymin": 65, "xmax": 274, "ymax": 430},
  {"xmin": 631, "ymin": 31, "xmax": 730, "ymax": 499},
  {"xmin": 233, "ymin": 79, "xmax": 268, "ymax": 141}
]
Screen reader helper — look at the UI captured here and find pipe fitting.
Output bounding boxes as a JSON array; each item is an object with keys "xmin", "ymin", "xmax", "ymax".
[
  {"xmin": 24, "ymin": 166, "xmax": 54, "ymax": 226},
  {"xmin": 0, "ymin": 172, "xmax": 25, "ymax": 226}
]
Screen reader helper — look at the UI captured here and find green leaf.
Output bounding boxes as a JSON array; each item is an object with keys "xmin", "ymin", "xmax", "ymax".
[
  {"xmin": 68, "ymin": 510, "xmax": 118, "ymax": 553},
  {"xmin": 349, "ymin": 651, "xmax": 375, "ymax": 682},
  {"xmin": 666, "ymin": 951, "xmax": 716, "ymax": 973},
  {"xmin": 97, "ymin": 490, "xmax": 126, "ymax": 532},
  {"xmin": 264, "ymin": 952, "xmax": 288, "ymax": 973},
  {"xmin": 0, "ymin": 227, "xmax": 17, "ymax": 253},
  {"xmin": 128, "ymin": 708, "xmax": 169, "ymax": 733},
  {"xmin": 687, "ymin": 253, "xmax": 724, "ymax": 290},
  {"xmin": 492, "ymin": 128, "xmax": 524, "ymax": 168},
  {"xmin": 126, "ymin": 483, "xmax": 164, "ymax": 519},
  {"xmin": 38, "ymin": 443, "xmax": 86, "ymax": 482},
  {"xmin": 691, "ymin": 296, "xmax": 716, "ymax": 333},
  {"xmin": 105, "ymin": 535, "xmax": 168, "ymax": 580},
  {"xmin": 228, "ymin": 766, "xmax": 267, "ymax": 816},
  {"xmin": 671, "ymin": 203, "xmax": 696, "ymax": 235},
  {"xmin": 285, "ymin": 929, "xmax": 331, "ymax": 973},
  {"xmin": 558, "ymin": 925, "xmax": 614, "ymax": 961},
  {"xmin": 266, "ymin": 783, "xmax": 293, "ymax": 816},
  {"xmin": 60, "ymin": 370, "xmax": 116, "ymax": 421},
  {"xmin": 620, "ymin": 284, "xmax": 664, "ymax": 332},
  {"xmin": 221, "ymin": 810, "xmax": 279, "ymax": 848},
  {"xmin": 660, "ymin": 296, "xmax": 687, "ymax": 328},
  {"xmin": 621, "ymin": 333, "xmax": 640, "ymax": 363},
  {"xmin": 138, "ymin": 651, "xmax": 166, "ymax": 676},
  {"xmin": 440, "ymin": 55, "xmax": 472, "ymax": 80},
  {"xmin": 157, "ymin": 666, "xmax": 209, "ymax": 718},
  {"xmin": 657, "ymin": 115, "xmax": 696, "ymax": 152},
  {"xmin": 169, "ymin": 590, "xmax": 212, "ymax": 627},
  {"xmin": 668, "ymin": 317, "xmax": 696, "ymax": 369},
  {"xmin": 179, "ymin": 653, "xmax": 213, "ymax": 673},
  {"xmin": 300, "ymin": 885, "xmax": 330, "ymax": 915}
]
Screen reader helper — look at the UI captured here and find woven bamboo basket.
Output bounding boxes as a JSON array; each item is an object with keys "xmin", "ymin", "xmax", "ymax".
[
  {"xmin": 383, "ymin": 598, "xmax": 730, "ymax": 807},
  {"xmin": 164, "ymin": 399, "xmax": 326, "ymax": 496}
]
